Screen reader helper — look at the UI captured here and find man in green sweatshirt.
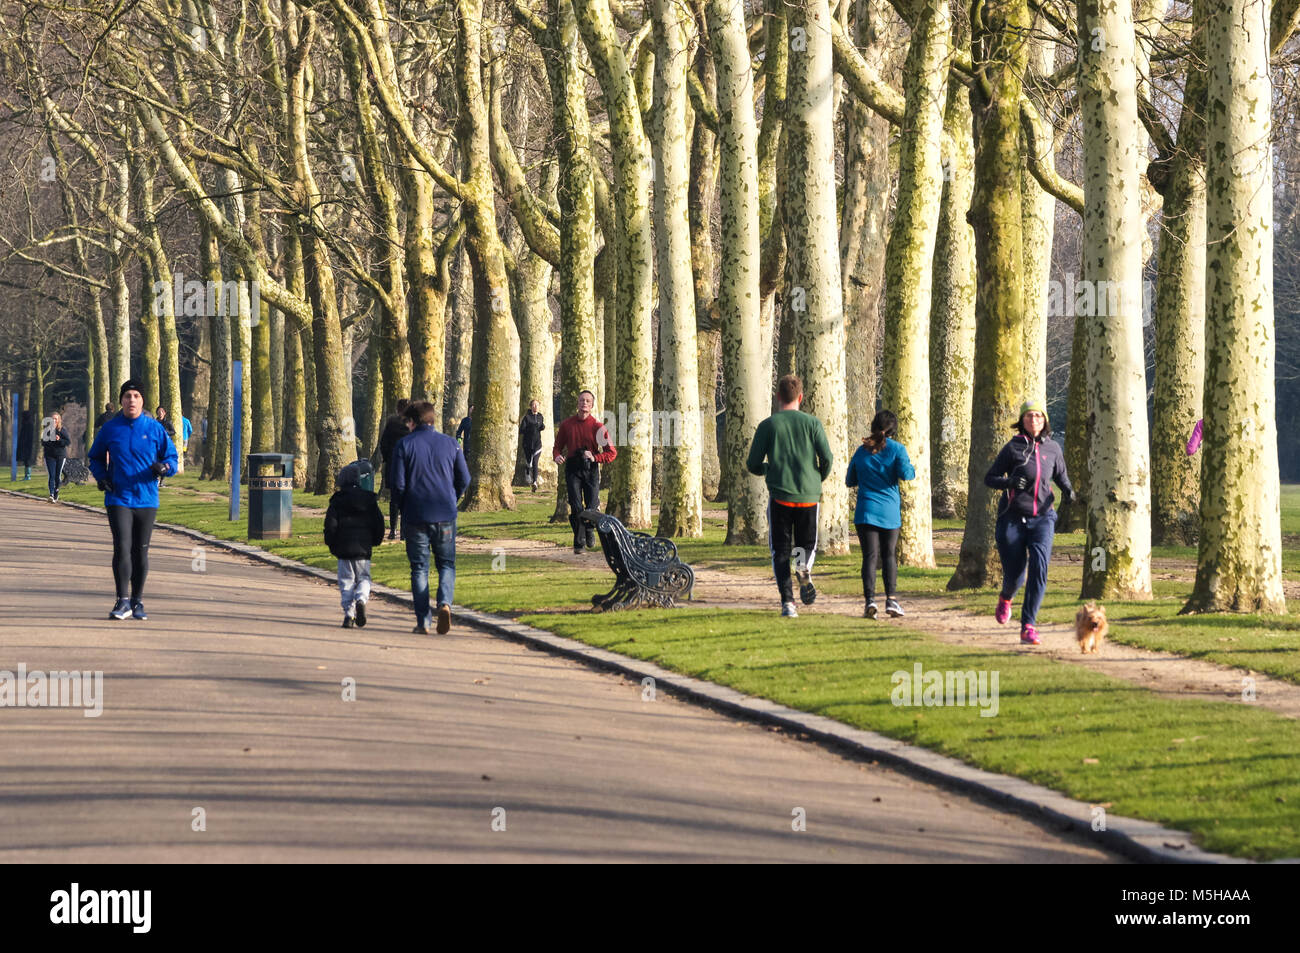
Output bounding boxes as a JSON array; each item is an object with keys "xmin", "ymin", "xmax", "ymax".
[{"xmin": 746, "ymin": 374, "xmax": 834, "ymax": 617}]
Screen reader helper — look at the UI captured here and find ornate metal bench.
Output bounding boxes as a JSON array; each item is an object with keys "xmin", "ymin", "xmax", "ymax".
[
  {"xmin": 580, "ymin": 508, "xmax": 695, "ymax": 610},
  {"xmin": 61, "ymin": 458, "xmax": 92, "ymax": 485}
]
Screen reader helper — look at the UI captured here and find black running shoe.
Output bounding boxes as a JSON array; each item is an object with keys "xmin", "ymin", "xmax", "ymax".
[
  {"xmin": 355, "ymin": 601, "xmax": 367, "ymax": 627},
  {"xmin": 797, "ymin": 570, "xmax": 817, "ymax": 605},
  {"xmin": 342, "ymin": 615, "xmax": 355, "ymax": 628}
]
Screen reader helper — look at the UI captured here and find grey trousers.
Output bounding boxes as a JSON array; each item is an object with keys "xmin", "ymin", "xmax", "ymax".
[{"xmin": 337, "ymin": 558, "xmax": 372, "ymax": 615}]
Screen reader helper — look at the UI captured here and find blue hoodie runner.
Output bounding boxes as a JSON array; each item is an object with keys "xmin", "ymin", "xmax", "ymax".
[{"xmin": 88, "ymin": 413, "xmax": 178, "ymax": 508}]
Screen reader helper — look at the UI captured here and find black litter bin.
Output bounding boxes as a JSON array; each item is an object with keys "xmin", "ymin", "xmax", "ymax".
[{"xmin": 248, "ymin": 452, "xmax": 294, "ymax": 539}]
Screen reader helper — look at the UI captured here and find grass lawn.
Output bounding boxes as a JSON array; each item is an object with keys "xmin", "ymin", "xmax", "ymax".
[{"xmin": 11, "ymin": 472, "xmax": 1300, "ymax": 859}]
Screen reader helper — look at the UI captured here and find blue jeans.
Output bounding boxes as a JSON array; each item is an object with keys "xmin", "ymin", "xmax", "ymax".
[
  {"xmin": 406, "ymin": 519, "xmax": 456, "ymax": 627},
  {"xmin": 995, "ymin": 509, "xmax": 1056, "ymax": 626},
  {"xmin": 46, "ymin": 457, "xmax": 65, "ymax": 498}
]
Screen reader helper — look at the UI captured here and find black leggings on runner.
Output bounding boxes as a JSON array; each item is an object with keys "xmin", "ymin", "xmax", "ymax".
[
  {"xmin": 855, "ymin": 523, "xmax": 899, "ymax": 603},
  {"xmin": 106, "ymin": 505, "xmax": 157, "ymax": 601}
]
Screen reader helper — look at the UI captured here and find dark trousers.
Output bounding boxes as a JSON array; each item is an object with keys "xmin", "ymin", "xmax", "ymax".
[
  {"xmin": 45, "ymin": 457, "xmax": 65, "ymax": 498},
  {"xmin": 855, "ymin": 523, "xmax": 899, "ymax": 603},
  {"xmin": 106, "ymin": 505, "xmax": 157, "ymax": 601},
  {"xmin": 768, "ymin": 501, "xmax": 819, "ymax": 604},
  {"xmin": 382, "ymin": 460, "xmax": 399, "ymax": 536},
  {"xmin": 524, "ymin": 446, "xmax": 542, "ymax": 486},
  {"xmin": 565, "ymin": 462, "xmax": 600, "ymax": 546},
  {"xmin": 995, "ymin": 510, "xmax": 1057, "ymax": 626}
]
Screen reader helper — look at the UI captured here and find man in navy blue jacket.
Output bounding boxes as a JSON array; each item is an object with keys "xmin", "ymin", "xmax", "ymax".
[
  {"xmin": 391, "ymin": 400, "xmax": 471, "ymax": 635},
  {"xmin": 88, "ymin": 380, "xmax": 178, "ymax": 620}
]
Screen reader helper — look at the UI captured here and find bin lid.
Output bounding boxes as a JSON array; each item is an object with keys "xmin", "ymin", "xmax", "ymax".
[{"xmin": 247, "ymin": 452, "xmax": 295, "ymax": 476}]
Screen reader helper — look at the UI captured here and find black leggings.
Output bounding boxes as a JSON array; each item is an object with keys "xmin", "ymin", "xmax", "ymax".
[
  {"xmin": 856, "ymin": 523, "xmax": 899, "ymax": 603},
  {"xmin": 106, "ymin": 505, "xmax": 157, "ymax": 601}
]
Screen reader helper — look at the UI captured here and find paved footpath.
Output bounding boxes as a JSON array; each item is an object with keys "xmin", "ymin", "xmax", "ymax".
[{"xmin": 0, "ymin": 493, "xmax": 1112, "ymax": 862}]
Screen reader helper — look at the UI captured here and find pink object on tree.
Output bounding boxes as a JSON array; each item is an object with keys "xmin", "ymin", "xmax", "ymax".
[{"xmin": 1186, "ymin": 419, "xmax": 1204, "ymax": 456}]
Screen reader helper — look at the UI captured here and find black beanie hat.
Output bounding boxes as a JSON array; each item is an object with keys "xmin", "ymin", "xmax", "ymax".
[{"xmin": 119, "ymin": 379, "xmax": 145, "ymax": 400}]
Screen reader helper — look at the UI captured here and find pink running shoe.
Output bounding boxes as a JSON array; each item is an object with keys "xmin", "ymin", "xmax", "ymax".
[
  {"xmin": 1020, "ymin": 624, "xmax": 1041, "ymax": 645},
  {"xmin": 995, "ymin": 597, "xmax": 1012, "ymax": 625}
]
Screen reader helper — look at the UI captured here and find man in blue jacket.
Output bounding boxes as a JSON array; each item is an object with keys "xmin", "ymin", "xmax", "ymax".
[
  {"xmin": 391, "ymin": 400, "xmax": 470, "ymax": 635},
  {"xmin": 88, "ymin": 380, "xmax": 179, "ymax": 621}
]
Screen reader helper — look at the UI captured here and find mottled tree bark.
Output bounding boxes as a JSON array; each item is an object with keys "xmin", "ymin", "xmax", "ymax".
[
  {"xmin": 288, "ymin": 13, "xmax": 357, "ymax": 490},
  {"xmin": 1078, "ymin": 0, "xmax": 1152, "ymax": 600},
  {"xmin": 1186, "ymin": 0, "xmax": 1285, "ymax": 613},
  {"xmin": 652, "ymin": 0, "xmax": 703, "ymax": 538},
  {"xmin": 1149, "ymin": 8, "xmax": 1207, "ymax": 546},
  {"xmin": 785, "ymin": 0, "xmax": 851, "ymax": 555},
  {"xmin": 706, "ymin": 0, "xmax": 769, "ymax": 544},
  {"xmin": 840, "ymin": 0, "xmax": 891, "ymax": 444},
  {"xmin": 456, "ymin": 0, "xmax": 520, "ymax": 510},
  {"xmin": 689, "ymin": 5, "xmax": 722, "ymax": 502},
  {"xmin": 1020, "ymin": 20, "xmax": 1056, "ymax": 405},
  {"xmin": 928, "ymin": 1, "xmax": 977, "ymax": 520},
  {"xmin": 444, "ymin": 244, "xmax": 474, "ymax": 434},
  {"xmin": 536, "ymin": 0, "xmax": 600, "ymax": 518},
  {"xmin": 573, "ymin": 0, "xmax": 655, "ymax": 527},
  {"xmin": 948, "ymin": 0, "xmax": 1029, "ymax": 589},
  {"xmin": 108, "ymin": 156, "xmax": 131, "ymax": 392},
  {"xmin": 340, "ymin": 22, "xmax": 411, "ymax": 414},
  {"xmin": 881, "ymin": 0, "xmax": 949, "ymax": 568}
]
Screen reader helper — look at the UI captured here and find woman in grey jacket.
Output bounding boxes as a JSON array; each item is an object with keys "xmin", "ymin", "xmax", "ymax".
[{"xmin": 984, "ymin": 399, "xmax": 1074, "ymax": 645}]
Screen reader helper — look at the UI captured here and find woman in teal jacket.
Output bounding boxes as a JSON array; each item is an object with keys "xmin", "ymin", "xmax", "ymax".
[
  {"xmin": 88, "ymin": 380, "xmax": 178, "ymax": 621},
  {"xmin": 845, "ymin": 411, "xmax": 915, "ymax": 619}
]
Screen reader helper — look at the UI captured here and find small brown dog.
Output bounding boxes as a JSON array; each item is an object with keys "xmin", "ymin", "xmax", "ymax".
[{"xmin": 1075, "ymin": 602, "xmax": 1108, "ymax": 654}]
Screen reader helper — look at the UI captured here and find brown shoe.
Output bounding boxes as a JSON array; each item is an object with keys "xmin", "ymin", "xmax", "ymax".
[{"xmin": 436, "ymin": 605, "xmax": 452, "ymax": 634}]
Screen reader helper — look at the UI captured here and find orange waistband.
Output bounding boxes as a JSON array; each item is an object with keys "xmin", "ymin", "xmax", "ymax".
[{"xmin": 773, "ymin": 499, "xmax": 818, "ymax": 508}]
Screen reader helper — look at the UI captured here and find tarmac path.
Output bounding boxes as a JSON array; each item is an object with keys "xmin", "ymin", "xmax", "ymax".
[{"xmin": 0, "ymin": 493, "xmax": 1112, "ymax": 862}]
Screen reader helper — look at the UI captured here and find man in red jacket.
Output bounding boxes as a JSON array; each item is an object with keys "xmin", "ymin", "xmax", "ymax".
[{"xmin": 553, "ymin": 390, "xmax": 617, "ymax": 553}]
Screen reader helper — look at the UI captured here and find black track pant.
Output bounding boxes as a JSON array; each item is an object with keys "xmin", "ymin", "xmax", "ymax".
[
  {"xmin": 382, "ymin": 459, "xmax": 399, "ymax": 536},
  {"xmin": 768, "ymin": 501, "xmax": 819, "ymax": 604},
  {"xmin": 856, "ymin": 523, "xmax": 899, "ymax": 604},
  {"xmin": 565, "ymin": 463, "xmax": 600, "ymax": 546},
  {"xmin": 106, "ymin": 505, "xmax": 157, "ymax": 601},
  {"xmin": 524, "ymin": 446, "xmax": 543, "ymax": 486}
]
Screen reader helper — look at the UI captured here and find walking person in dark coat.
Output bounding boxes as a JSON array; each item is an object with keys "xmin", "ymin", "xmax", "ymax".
[
  {"xmin": 154, "ymin": 406, "xmax": 177, "ymax": 487},
  {"xmin": 519, "ymin": 398, "xmax": 546, "ymax": 492},
  {"xmin": 374, "ymin": 398, "xmax": 411, "ymax": 540},
  {"xmin": 41, "ymin": 411, "xmax": 71, "ymax": 502},
  {"xmin": 17, "ymin": 410, "xmax": 37, "ymax": 481},
  {"xmin": 392, "ymin": 400, "xmax": 471, "ymax": 635},
  {"xmin": 324, "ymin": 461, "xmax": 387, "ymax": 628},
  {"xmin": 455, "ymin": 405, "xmax": 473, "ymax": 469}
]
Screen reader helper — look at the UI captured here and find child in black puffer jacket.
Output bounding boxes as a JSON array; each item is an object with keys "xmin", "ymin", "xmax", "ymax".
[{"xmin": 324, "ymin": 461, "xmax": 386, "ymax": 628}]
